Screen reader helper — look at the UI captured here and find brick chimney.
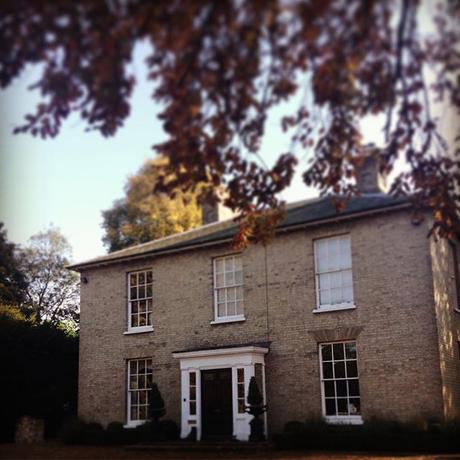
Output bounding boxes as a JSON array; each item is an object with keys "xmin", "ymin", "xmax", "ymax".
[
  {"xmin": 356, "ymin": 146, "xmax": 386, "ymax": 194},
  {"xmin": 200, "ymin": 188, "xmax": 235, "ymax": 225}
]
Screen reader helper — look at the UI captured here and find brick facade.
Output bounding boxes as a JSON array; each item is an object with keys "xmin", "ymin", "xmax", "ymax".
[{"xmin": 77, "ymin": 209, "xmax": 460, "ymax": 435}]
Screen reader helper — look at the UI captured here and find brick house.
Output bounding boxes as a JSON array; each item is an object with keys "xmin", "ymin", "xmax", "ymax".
[{"xmin": 69, "ymin": 163, "xmax": 460, "ymax": 441}]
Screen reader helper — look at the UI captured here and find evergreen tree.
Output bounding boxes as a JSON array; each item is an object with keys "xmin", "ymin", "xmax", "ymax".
[
  {"xmin": 246, "ymin": 376, "xmax": 266, "ymax": 442},
  {"xmin": 148, "ymin": 383, "xmax": 166, "ymax": 428}
]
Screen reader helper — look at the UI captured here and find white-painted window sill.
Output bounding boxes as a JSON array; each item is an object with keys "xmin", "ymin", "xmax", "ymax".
[
  {"xmin": 210, "ymin": 315, "xmax": 246, "ymax": 325},
  {"xmin": 123, "ymin": 326, "xmax": 154, "ymax": 335},
  {"xmin": 325, "ymin": 415, "xmax": 363, "ymax": 425},
  {"xmin": 455, "ymin": 308, "xmax": 460, "ymax": 314},
  {"xmin": 123, "ymin": 420, "xmax": 147, "ymax": 428},
  {"xmin": 313, "ymin": 303, "xmax": 356, "ymax": 314}
]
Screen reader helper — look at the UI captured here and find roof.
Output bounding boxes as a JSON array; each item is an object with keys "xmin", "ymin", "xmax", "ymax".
[
  {"xmin": 68, "ymin": 193, "xmax": 410, "ymax": 271},
  {"xmin": 172, "ymin": 341, "xmax": 271, "ymax": 355}
]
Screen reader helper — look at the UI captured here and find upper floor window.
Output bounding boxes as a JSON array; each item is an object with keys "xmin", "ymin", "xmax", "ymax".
[
  {"xmin": 213, "ymin": 254, "xmax": 244, "ymax": 322},
  {"xmin": 314, "ymin": 235, "xmax": 354, "ymax": 311},
  {"xmin": 128, "ymin": 270, "xmax": 153, "ymax": 331}
]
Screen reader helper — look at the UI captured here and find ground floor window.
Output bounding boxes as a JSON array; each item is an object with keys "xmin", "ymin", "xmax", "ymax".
[
  {"xmin": 319, "ymin": 341, "xmax": 361, "ymax": 421},
  {"xmin": 127, "ymin": 358, "xmax": 153, "ymax": 423}
]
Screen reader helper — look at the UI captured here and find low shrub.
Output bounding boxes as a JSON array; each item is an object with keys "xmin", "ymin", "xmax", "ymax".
[
  {"xmin": 59, "ymin": 418, "xmax": 180, "ymax": 445},
  {"xmin": 273, "ymin": 418, "xmax": 460, "ymax": 453}
]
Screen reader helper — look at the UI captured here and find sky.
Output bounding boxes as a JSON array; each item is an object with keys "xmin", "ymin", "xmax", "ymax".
[
  {"xmin": 0, "ymin": 43, "xmax": 325, "ymax": 263},
  {"xmin": 0, "ymin": 7, "xmax": 443, "ymax": 264}
]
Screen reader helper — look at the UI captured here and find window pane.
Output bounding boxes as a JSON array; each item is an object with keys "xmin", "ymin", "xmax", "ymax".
[
  {"xmin": 346, "ymin": 361, "xmax": 358, "ymax": 378},
  {"xmin": 334, "ymin": 361, "xmax": 345, "ymax": 378},
  {"xmin": 324, "ymin": 380, "xmax": 335, "ymax": 397},
  {"xmin": 348, "ymin": 380, "xmax": 360, "ymax": 396},
  {"xmin": 224, "ymin": 257, "xmax": 234, "ymax": 273},
  {"xmin": 336, "ymin": 380, "xmax": 347, "ymax": 397},
  {"xmin": 322, "ymin": 362, "xmax": 333, "ymax": 379},
  {"xmin": 330, "ymin": 271, "xmax": 341, "ymax": 288},
  {"xmin": 342, "ymin": 269, "xmax": 353, "ymax": 287},
  {"xmin": 237, "ymin": 368, "xmax": 244, "ymax": 382},
  {"xmin": 130, "ymin": 273, "xmax": 137, "ymax": 286},
  {"xmin": 131, "ymin": 406, "xmax": 138, "ymax": 421},
  {"xmin": 330, "ymin": 288, "xmax": 342, "ymax": 304},
  {"xmin": 328, "ymin": 238, "xmax": 339, "ymax": 270},
  {"xmin": 337, "ymin": 398, "xmax": 348, "ymax": 415},
  {"xmin": 139, "ymin": 405, "xmax": 147, "ymax": 420},
  {"xmin": 227, "ymin": 301, "xmax": 236, "ymax": 316},
  {"xmin": 216, "ymin": 259, "xmax": 224, "ymax": 273},
  {"xmin": 130, "ymin": 391, "xmax": 138, "ymax": 405},
  {"xmin": 237, "ymin": 384, "xmax": 244, "ymax": 398},
  {"xmin": 146, "ymin": 285, "xmax": 152, "ymax": 298},
  {"xmin": 147, "ymin": 299, "xmax": 153, "ymax": 311},
  {"xmin": 146, "ymin": 271, "xmax": 152, "ymax": 283},
  {"xmin": 138, "ymin": 286, "xmax": 146, "ymax": 298},
  {"xmin": 190, "ymin": 386, "xmax": 196, "ymax": 400},
  {"xmin": 234, "ymin": 256, "xmax": 242, "ymax": 271},
  {"xmin": 340, "ymin": 236, "xmax": 351, "ymax": 268},
  {"xmin": 130, "ymin": 287, "xmax": 137, "ymax": 299},
  {"xmin": 190, "ymin": 401, "xmax": 196, "ymax": 415},
  {"xmin": 325, "ymin": 398, "xmax": 336, "ymax": 416},
  {"xmin": 138, "ymin": 375, "xmax": 146, "ymax": 389},
  {"xmin": 217, "ymin": 302, "xmax": 226, "ymax": 317},
  {"xmin": 139, "ymin": 314, "xmax": 147, "ymax": 326},
  {"xmin": 333, "ymin": 343, "xmax": 344, "ymax": 360},
  {"xmin": 130, "ymin": 360, "xmax": 137, "ymax": 374},
  {"xmin": 216, "ymin": 273, "xmax": 225, "ymax": 288},
  {"xmin": 139, "ymin": 391, "xmax": 147, "ymax": 404},
  {"xmin": 225, "ymin": 271, "xmax": 235, "ymax": 285},
  {"xmin": 316, "ymin": 240, "xmax": 328, "ymax": 272},
  {"xmin": 189, "ymin": 372, "xmax": 196, "ymax": 386},
  {"xmin": 343, "ymin": 286, "xmax": 353, "ymax": 303},
  {"xmin": 131, "ymin": 301, "xmax": 138, "ymax": 313},
  {"xmin": 131, "ymin": 314, "xmax": 139, "ymax": 327},
  {"xmin": 236, "ymin": 286, "xmax": 243, "ymax": 300},
  {"xmin": 138, "ymin": 272, "xmax": 145, "ymax": 284},
  {"xmin": 349, "ymin": 398, "xmax": 361, "ymax": 414},
  {"xmin": 321, "ymin": 344, "xmax": 332, "ymax": 361},
  {"xmin": 236, "ymin": 300, "xmax": 244, "ymax": 315},
  {"xmin": 319, "ymin": 273, "xmax": 330, "ymax": 290},
  {"xmin": 345, "ymin": 342, "xmax": 357, "ymax": 359},
  {"xmin": 238, "ymin": 399, "xmax": 245, "ymax": 413},
  {"xmin": 319, "ymin": 289, "xmax": 331, "ymax": 306},
  {"xmin": 130, "ymin": 376, "xmax": 137, "ymax": 390},
  {"xmin": 235, "ymin": 270, "xmax": 243, "ymax": 285},
  {"xmin": 227, "ymin": 287, "xmax": 236, "ymax": 301}
]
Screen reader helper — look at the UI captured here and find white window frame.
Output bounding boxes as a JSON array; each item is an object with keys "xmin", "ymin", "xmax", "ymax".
[
  {"xmin": 211, "ymin": 254, "xmax": 245, "ymax": 324},
  {"xmin": 126, "ymin": 358, "xmax": 153, "ymax": 427},
  {"xmin": 319, "ymin": 341, "xmax": 363, "ymax": 425},
  {"xmin": 313, "ymin": 234, "xmax": 355, "ymax": 313},
  {"xmin": 125, "ymin": 269, "xmax": 154, "ymax": 334}
]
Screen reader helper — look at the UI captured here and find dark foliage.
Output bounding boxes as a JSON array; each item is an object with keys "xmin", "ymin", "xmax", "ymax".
[
  {"xmin": 246, "ymin": 376, "xmax": 266, "ymax": 442},
  {"xmin": 0, "ymin": 311, "xmax": 78, "ymax": 442},
  {"xmin": 273, "ymin": 418, "xmax": 460, "ymax": 452},
  {"xmin": 1, "ymin": 1, "xmax": 459, "ymax": 245},
  {"xmin": 0, "ymin": 223, "xmax": 27, "ymax": 306},
  {"xmin": 59, "ymin": 418, "xmax": 179, "ymax": 445},
  {"xmin": 148, "ymin": 383, "xmax": 166, "ymax": 425}
]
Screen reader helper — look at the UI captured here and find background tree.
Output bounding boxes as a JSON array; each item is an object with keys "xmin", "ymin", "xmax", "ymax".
[
  {"xmin": 19, "ymin": 226, "xmax": 79, "ymax": 325},
  {"xmin": 0, "ymin": 223, "xmax": 27, "ymax": 306},
  {"xmin": 0, "ymin": 305, "xmax": 78, "ymax": 442},
  {"xmin": 1, "ymin": 1, "xmax": 459, "ymax": 244},
  {"xmin": 102, "ymin": 156, "xmax": 202, "ymax": 252}
]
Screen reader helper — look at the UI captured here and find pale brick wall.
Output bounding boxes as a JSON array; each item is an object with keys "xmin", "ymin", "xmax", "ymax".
[
  {"xmin": 78, "ymin": 209, "xmax": 451, "ymax": 434},
  {"xmin": 430, "ymin": 235, "xmax": 460, "ymax": 420}
]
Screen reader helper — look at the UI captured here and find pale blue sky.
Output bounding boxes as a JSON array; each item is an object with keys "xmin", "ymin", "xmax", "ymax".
[{"xmin": 0, "ymin": 43, "xmax": 323, "ymax": 262}]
